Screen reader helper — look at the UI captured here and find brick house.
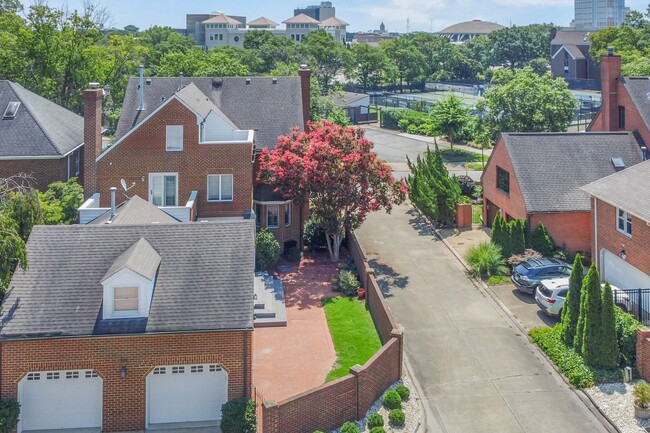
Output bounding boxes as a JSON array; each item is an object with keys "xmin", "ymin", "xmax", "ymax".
[
  {"xmin": 0, "ymin": 218, "xmax": 255, "ymax": 432},
  {"xmin": 0, "ymin": 80, "xmax": 84, "ymax": 189},
  {"xmin": 82, "ymin": 69, "xmax": 311, "ymax": 247},
  {"xmin": 582, "ymin": 158, "xmax": 650, "ymax": 289},
  {"xmin": 550, "ymin": 29, "xmax": 600, "ymax": 84},
  {"xmin": 482, "ymin": 132, "xmax": 644, "ymax": 255},
  {"xmin": 590, "ymin": 50, "xmax": 650, "ymax": 147}
]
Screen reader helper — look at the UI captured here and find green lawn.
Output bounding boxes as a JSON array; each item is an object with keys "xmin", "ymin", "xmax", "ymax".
[
  {"xmin": 440, "ymin": 148, "xmax": 486, "ymax": 163},
  {"xmin": 472, "ymin": 204, "xmax": 482, "ymax": 224},
  {"xmin": 466, "ymin": 162, "xmax": 485, "ymax": 171},
  {"xmin": 323, "ymin": 297, "xmax": 382, "ymax": 382}
]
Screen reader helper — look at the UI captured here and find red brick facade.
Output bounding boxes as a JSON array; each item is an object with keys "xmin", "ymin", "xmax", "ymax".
[
  {"xmin": 0, "ymin": 151, "xmax": 81, "ymax": 191},
  {"xmin": 530, "ymin": 212, "xmax": 592, "ymax": 256},
  {"xmin": 592, "ymin": 198, "xmax": 650, "ymax": 277},
  {"xmin": 1, "ymin": 330, "xmax": 252, "ymax": 432},
  {"xmin": 637, "ymin": 329, "xmax": 650, "ymax": 381}
]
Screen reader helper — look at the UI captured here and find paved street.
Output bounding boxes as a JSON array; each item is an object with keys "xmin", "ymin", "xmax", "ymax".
[{"xmin": 356, "ymin": 204, "xmax": 612, "ymax": 433}]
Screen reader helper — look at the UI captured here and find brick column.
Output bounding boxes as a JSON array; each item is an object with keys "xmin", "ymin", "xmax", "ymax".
[
  {"xmin": 261, "ymin": 400, "xmax": 279, "ymax": 433},
  {"xmin": 637, "ymin": 328, "xmax": 650, "ymax": 380},
  {"xmin": 391, "ymin": 329, "xmax": 404, "ymax": 376},
  {"xmin": 83, "ymin": 87, "xmax": 103, "ymax": 197}
]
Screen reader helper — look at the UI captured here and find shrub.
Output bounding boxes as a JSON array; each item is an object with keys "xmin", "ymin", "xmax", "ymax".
[
  {"xmin": 532, "ymin": 222, "xmax": 555, "ymax": 256},
  {"xmin": 577, "ymin": 264, "xmax": 602, "ymax": 366},
  {"xmin": 388, "ymin": 408, "xmax": 406, "ymax": 427},
  {"xmin": 490, "ymin": 214, "xmax": 509, "ymax": 257},
  {"xmin": 634, "ymin": 381, "xmax": 650, "ymax": 408},
  {"xmin": 465, "ymin": 242, "xmax": 508, "ymax": 278},
  {"xmin": 553, "ymin": 248, "xmax": 569, "ymax": 262},
  {"xmin": 370, "ymin": 428, "xmax": 386, "ymax": 433},
  {"xmin": 507, "ymin": 249, "xmax": 542, "ymax": 267},
  {"xmin": 382, "ymin": 390, "xmax": 402, "ymax": 410},
  {"xmin": 0, "ymin": 399, "xmax": 20, "ymax": 433},
  {"xmin": 598, "ymin": 282, "xmax": 619, "ymax": 369},
  {"xmin": 220, "ymin": 398, "xmax": 256, "ymax": 433},
  {"xmin": 367, "ymin": 413, "xmax": 384, "ymax": 428},
  {"xmin": 455, "ymin": 175, "xmax": 475, "ymax": 197},
  {"xmin": 338, "ymin": 270, "xmax": 360, "ymax": 296},
  {"xmin": 510, "ymin": 219, "xmax": 526, "ymax": 255},
  {"xmin": 304, "ymin": 217, "xmax": 328, "ymax": 251},
  {"xmin": 615, "ymin": 306, "xmax": 641, "ymax": 365},
  {"xmin": 560, "ymin": 254, "xmax": 584, "ymax": 347},
  {"xmin": 255, "ymin": 229, "xmax": 280, "ymax": 270},
  {"xmin": 340, "ymin": 421, "xmax": 359, "ymax": 433},
  {"xmin": 395, "ymin": 385, "xmax": 411, "ymax": 401},
  {"xmin": 313, "ymin": 431, "xmax": 326, "ymax": 433}
]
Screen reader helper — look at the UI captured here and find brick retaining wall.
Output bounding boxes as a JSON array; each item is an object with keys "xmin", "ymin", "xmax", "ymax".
[{"xmin": 257, "ymin": 231, "xmax": 403, "ymax": 433}]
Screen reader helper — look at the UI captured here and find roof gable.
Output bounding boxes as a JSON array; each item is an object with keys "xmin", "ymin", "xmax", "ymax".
[
  {"xmin": 320, "ymin": 17, "xmax": 349, "ymax": 26},
  {"xmin": 283, "ymin": 13, "xmax": 320, "ymax": 24},
  {"xmin": 621, "ymin": 77, "xmax": 650, "ymax": 135},
  {"xmin": 102, "ymin": 237, "xmax": 161, "ymax": 282},
  {"xmin": 0, "ymin": 81, "xmax": 83, "ymax": 158},
  {"xmin": 500, "ymin": 132, "xmax": 644, "ymax": 213},
  {"xmin": 248, "ymin": 16, "xmax": 279, "ymax": 27},
  {"xmin": 90, "ymin": 195, "xmax": 180, "ymax": 225}
]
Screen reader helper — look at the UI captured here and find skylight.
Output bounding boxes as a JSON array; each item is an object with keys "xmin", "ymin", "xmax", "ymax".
[
  {"xmin": 611, "ymin": 157, "xmax": 625, "ymax": 171},
  {"xmin": 2, "ymin": 101, "xmax": 20, "ymax": 119}
]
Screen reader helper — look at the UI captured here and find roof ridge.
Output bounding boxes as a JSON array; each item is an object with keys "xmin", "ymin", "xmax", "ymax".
[{"xmin": 7, "ymin": 82, "xmax": 62, "ymax": 156}]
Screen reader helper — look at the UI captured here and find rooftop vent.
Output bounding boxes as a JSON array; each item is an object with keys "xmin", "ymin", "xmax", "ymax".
[
  {"xmin": 2, "ymin": 101, "xmax": 20, "ymax": 119},
  {"xmin": 272, "ymin": 77, "xmax": 278, "ymax": 84},
  {"xmin": 607, "ymin": 47, "xmax": 614, "ymax": 56},
  {"xmin": 611, "ymin": 157, "xmax": 625, "ymax": 171},
  {"xmin": 146, "ymin": 78, "xmax": 152, "ymax": 85},
  {"xmin": 245, "ymin": 78, "xmax": 251, "ymax": 85}
]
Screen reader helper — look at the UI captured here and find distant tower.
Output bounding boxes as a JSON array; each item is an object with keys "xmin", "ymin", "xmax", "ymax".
[
  {"xmin": 406, "ymin": 18, "xmax": 410, "ymax": 33},
  {"xmin": 573, "ymin": 0, "xmax": 629, "ymax": 29},
  {"xmin": 380, "ymin": 21, "xmax": 385, "ymax": 32}
]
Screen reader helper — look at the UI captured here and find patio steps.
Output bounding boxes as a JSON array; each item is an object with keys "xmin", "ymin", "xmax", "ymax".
[{"xmin": 253, "ymin": 272, "xmax": 287, "ymax": 327}]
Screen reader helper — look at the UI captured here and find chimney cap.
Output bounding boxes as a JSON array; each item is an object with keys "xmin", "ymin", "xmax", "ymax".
[
  {"xmin": 299, "ymin": 64, "xmax": 308, "ymax": 69},
  {"xmin": 88, "ymin": 82, "xmax": 100, "ymax": 89},
  {"xmin": 607, "ymin": 47, "xmax": 614, "ymax": 56}
]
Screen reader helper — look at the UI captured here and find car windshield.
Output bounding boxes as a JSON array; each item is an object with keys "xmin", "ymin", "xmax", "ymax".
[{"xmin": 515, "ymin": 264, "xmax": 530, "ymax": 275}]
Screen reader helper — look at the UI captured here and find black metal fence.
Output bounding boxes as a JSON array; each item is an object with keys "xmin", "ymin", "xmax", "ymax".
[{"xmin": 613, "ymin": 288, "xmax": 650, "ymax": 325}]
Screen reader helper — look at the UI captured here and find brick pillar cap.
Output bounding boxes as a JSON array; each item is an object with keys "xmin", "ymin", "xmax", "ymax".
[
  {"xmin": 391, "ymin": 328, "xmax": 403, "ymax": 338},
  {"xmin": 349, "ymin": 364, "xmax": 364, "ymax": 375},
  {"xmin": 263, "ymin": 399, "xmax": 278, "ymax": 408}
]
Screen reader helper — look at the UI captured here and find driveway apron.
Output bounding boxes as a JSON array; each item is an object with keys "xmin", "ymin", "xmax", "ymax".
[{"xmin": 355, "ymin": 203, "xmax": 610, "ymax": 433}]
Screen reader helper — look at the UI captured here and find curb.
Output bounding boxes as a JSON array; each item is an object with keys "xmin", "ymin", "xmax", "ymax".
[{"xmin": 408, "ymin": 205, "xmax": 620, "ymax": 433}]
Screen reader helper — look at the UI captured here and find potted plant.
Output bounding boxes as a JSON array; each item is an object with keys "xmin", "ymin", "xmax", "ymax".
[
  {"xmin": 634, "ymin": 381, "xmax": 650, "ymax": 419},
  {"xmin": 357, "ymin": 288, "xmax": 366, "ymax": 299}
]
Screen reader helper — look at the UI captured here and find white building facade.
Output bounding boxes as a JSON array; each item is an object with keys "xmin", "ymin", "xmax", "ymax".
[{"xmin": 572, "ymin": 0, "xmax": 629, "ymax": 29}]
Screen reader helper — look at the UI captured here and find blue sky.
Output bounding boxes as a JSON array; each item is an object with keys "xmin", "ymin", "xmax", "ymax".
[{"xmin": 57, "ymin": 0, "xmax": 648, "ymax": 33}]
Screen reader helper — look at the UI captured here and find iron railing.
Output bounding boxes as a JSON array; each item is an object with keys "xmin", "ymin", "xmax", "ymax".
[{"xmin": 613, "ymin": 288, "xmax": 650, "ymax": 325}]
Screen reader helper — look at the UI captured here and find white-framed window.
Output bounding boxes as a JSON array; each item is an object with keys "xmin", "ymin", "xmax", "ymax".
[
  {"xmin": 617, "ymin": 208, "xmax": 632, "ymax": 236},
  {"xmin": 149, "ymin": 173, "xmax": 178, "ymax": 206},
  {"xmin": 285, "ymin": 203, "xmax": 291, "ymax": 227},
  {"xmin": 267, "ymin": 205, "xmax": 279, "ymax": 228},
  {"xmin": 165, "ymin": 125, "xmax": 184, "ymax": 151},
  {"xmin": 114, "ymin": 286, "xmax": 139, "ymax": 312},
  {"xmin": 207, "ymin": 174, "xmax": 233, "ymax": 202}
]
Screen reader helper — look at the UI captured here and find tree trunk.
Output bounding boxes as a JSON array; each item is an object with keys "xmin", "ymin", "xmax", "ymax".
[{"xmin": 326, "ymin": 230, "xmax": 345, "ymax": 262}]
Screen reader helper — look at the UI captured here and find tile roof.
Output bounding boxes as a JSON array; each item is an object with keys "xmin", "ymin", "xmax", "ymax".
[
  {"xmin": 495, "ymin": 132, "xmax": 644, "ymax": 213},
  {"xmin": 102, "ymin": 237, "xmax": 162, "ymax": 282},
  {"xmin": 320, "ymin": 17, "xmax": 349, "ymax": 26},
  {"xmin": 283, "ymin": 13, "xmax": 321, "ymax": 24},
  {"xmin": 89, "ymin": 195, "xmax": 180, "ymax": 225},
  {"xmin": 201, "ymin": 14, "xmax": 243, "ymax": 25},
  {"xmin": 0, "ymin": 81, "xmax": 83, "ymax": 158},
  {"xmin": 621, "ymin": 77, "xmax": 650, "ymax": 136},
  {"xmin": 582, "ymin": 158, "xmax": 650, "ymax": 223},
  {"xmin": 0, "ymin": 221, "xmax": 255, "ymax": 339},
  {"xmin": 114, "ymin": 76, "xmax": 304, "ymax": 151},
  {"xmin": 247, "ymin": 17, "xmax": 279, "ymax": 27}
]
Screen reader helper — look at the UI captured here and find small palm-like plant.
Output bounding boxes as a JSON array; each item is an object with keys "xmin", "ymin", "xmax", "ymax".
[{"xmin": 465, "ymin": 242, "xmax": 508, "ymax": 278}]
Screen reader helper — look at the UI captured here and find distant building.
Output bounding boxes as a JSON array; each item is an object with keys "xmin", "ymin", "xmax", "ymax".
[
  {"xmin": 550, "ymin": 28, "xmax": 600, "ymax": 84},
  {"xmin": 572, "ymin": 0, "xmax": 629, "ymax": 29},
  {"xmin": 436, "ymin": 19, "xmax": 505, "ymax": 43},
  {"xmin": 186, "ymin": 13, "xmax": 246, "ymax": 46},
  {"xmin": 294, "ymin": 1, "xmax": 335, "ymax": 22}
]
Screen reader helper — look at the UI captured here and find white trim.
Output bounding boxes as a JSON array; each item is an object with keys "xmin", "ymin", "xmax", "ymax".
[
  {"xmin": 285, "ymin": 203, "xmax": 292, "ymax": 227},
  {"xmin": 206, "ymin": 174, "xmax": 234, "ymax": 202},
  {"xmin": 266, "ymin": 204, "xmax": 280, "ymax": 229},
  {"xmin": 0, "ymin": 154, "xmax": 65, "ymax": 160},
  {"xmin": 165, "ymin": 125, "xmax": 184, "ymax": 151},
  {"xmin": 594, "ymin": 197, "xmax": 599, "ymax": 271},
  {"xmin": 616, "ymin": 207, "xmax": 632, "ymax": 237},
  {"xmin": 253, "ymin": 200, "xmax": 292, "ymax": 205},
  {"xmin": 149, "ymin": 172, "xmax": 179, "ymax": 207},
  {"xmin": 552, "ymin": 45, "xmax": 576, "ymax": 60}
]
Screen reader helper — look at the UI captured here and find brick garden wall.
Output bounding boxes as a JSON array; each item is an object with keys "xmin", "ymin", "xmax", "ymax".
[
  {"xmin": 1, "ymin": 330, "xmax": 252, "ymax": 432},
  {"xmin": 636, "ymin": 329, "xmax": 650, "ymax": 381},
  {"xmin": 258, "ymin": 231, "xmax": 403, "ymax": 433}
]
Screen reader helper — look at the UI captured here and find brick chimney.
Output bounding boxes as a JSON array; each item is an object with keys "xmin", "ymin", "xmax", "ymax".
[
  {"xmin": 83, "ymin": 84, "xmax": 103, "ymax": 198},
  {"xmin": 298, "ymin": 65, "xmax": 311, "ymax": 129},
  {"xmin": 600, "ymin": 48, "xmax": 621, "ymax": 131}
]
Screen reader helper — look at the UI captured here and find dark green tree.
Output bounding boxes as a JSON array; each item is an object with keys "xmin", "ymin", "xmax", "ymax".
[
  {"xmin": 560, "ymin": 254, "xmax": 584, "ymax": 346},
  {"xmin": 532, "ymin": 222, "xmax": 555, "ymax": 256},
  {"xmin": 1, "ymin": 190, "xmax": 42, "ymax": 240},
  {"xmin": 491, "ymin": 214, "xmax": 509, "ymax": 256},
  {"xmin": 138, "ymin": 25, "xmax": 194, "ymax": 68},
  {"xmin": 347, "ymin": 43, "xmax": 393, "ymax": 90},
  {"xmin": 0, "ymin": 0, "xmax": 21, "ymax": 14},
  {"xmin": 509, "ymin": 219, "xmax": 526, "ymax": 255},
  {"xmin": 430, "ymin": 95, "xmax": 471, "ymax": 150},
  {"xmin": 406, "ymin": 144, "xmax": 461, "ymax": 225},
  {"xmin": 39, "ymin": 178, "xmax": 84, "ymax": 224},
  {"xmin": 488, "ymin": 24, "xmax": 552, "ymax": 70},
  {"xmin": 381, "ymin": 37, "xmax": 425, "ymax": 91},
  {"xmin": 578, "ymin": 263, "xmax": 603, "ymax": 365},
  {"xmin": 300, "ymin": 29, "xmax": 350, "ymax": 93},
  {"xmin": 599, "ymin": 282, "xmax": 620, "ymax": 368}
]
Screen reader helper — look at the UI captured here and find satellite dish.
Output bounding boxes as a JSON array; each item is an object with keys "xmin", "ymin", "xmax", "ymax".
[
  {"xmin": 120, "ymin": 178, "xmax": 136, "ymax": 199},
  {"xmin": 120, "ymin": 178, "xmax": 127, "ymax": 191}
]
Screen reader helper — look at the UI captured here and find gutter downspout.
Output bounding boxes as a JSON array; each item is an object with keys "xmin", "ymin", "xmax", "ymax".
[{"xmin": 593, "ymin": 197, "xmax": 599, "ymax": 273}]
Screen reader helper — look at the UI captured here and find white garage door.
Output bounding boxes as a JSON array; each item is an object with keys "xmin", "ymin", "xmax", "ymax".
[
  {"xmin": 147, "ymin": 364, "xmax": 228, "ymax": 426},
  {"xmin": 18, "ymin": 370, "xmax": 102, "ymax": 432},
  {"xmin": 602, "ymin": 249, "xmax": 650, "ymax": 289}
]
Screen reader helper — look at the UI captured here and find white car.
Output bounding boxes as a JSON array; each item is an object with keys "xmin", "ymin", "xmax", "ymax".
[{"xmin": 534, "ymin": 278, "xmax": 628, "ymax": 317}]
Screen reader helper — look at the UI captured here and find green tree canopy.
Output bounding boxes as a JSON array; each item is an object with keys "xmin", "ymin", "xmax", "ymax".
[
  {"xmin": 488, "ymin": 24, "xmax": 552, "ymax": 70},
  {"xmin": 477, "ymin": 68, "xmax": 577, "ymax": 138},
  {"xmin": 347, "ymin": 43, "xmax": 392, "ymax": 90},
  {"xmin": 300, "ymin": 29, "xmax": 350, "ymax": 93},
  {"xmin": 430, "ymin": 95, "xmax": 471, "ymax": 150}
]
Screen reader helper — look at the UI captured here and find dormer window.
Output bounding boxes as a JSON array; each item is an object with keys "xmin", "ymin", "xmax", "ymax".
[{"xmin": 101, "ymin": 238, "xmax": 161, "ymax": 320}]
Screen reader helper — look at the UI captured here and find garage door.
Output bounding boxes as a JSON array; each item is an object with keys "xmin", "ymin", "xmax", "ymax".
[
  {"xmin": 147, "ymin": 364, "xmax": 228, "ymax": 426},
  {"xmin": 601, "ymin": 249, "xmax": 650, "ymax": 289},
  {"xmin": 18, "ymin": 370, "xmax": 102, "ymax": 432}
]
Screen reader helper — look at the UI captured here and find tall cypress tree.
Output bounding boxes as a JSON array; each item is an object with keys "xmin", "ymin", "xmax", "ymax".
[
  {"xmin": 580, "ymin": 263, "xmax": 603, "ymax": 366},
  {"xmin": 560, "ymin": 254, "xmax": 583, "ymax": 346},
  {"xmin": 532, "ymin": 222, "xmax": 555, "ymax": 256},
  {"xmin": 491, "ymin": 214, "xmax": 507, "ymax": 255},
  {"xmin": 510, "ymin": 219, "xmax": 526, "ymax": 255},
  {"xmin": 599, "ymin": 282, "xmax": 620, "ymax": 368}
]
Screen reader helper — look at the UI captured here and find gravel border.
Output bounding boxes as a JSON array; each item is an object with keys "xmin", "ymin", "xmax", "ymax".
[
  {"xmin": 328, "ymin": 376, "xmax": 421, "ymax": 433},
  {"xmin": 585, "ymin": 381, "xmax": 650, "ymax": 433}
]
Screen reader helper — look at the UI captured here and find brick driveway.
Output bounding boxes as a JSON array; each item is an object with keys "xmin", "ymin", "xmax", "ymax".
[{"xmin": 253, "ymin": 255, "xmax": 338, "ymax": 403}]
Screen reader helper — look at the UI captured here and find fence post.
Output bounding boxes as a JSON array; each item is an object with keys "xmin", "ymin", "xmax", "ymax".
[
  {"xmin": 391, "ymin": 329, "xmax": 404, "ymax": 376},
  {"xmin": 261, "ymin": 400, "xmax": 279, "ymax": 433},
  {"xmin": 350, "ymin": 364, "xmax": 363, "ymax": 421}
]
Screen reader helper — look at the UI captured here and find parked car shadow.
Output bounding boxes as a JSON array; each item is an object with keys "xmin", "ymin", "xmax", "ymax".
[
  {"xmin": 512, "ymin": 288, "xmax": 536, "ymax": 305},
  {"xmin": 368, "ymin": 259, "xmax": 409, "ymax": 298},
  {"xmin": 536, "ymin": 310, "xmax": 560, "ymax": 327}
]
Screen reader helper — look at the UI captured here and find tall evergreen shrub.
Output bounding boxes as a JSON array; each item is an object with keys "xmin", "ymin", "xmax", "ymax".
[
  {"xmin": 599, "ymin": 282, "xmax": 620, "ymax": 368},
  {"xmin": 579, "ymin": 264, "xmax": 603, "ymax": 366},
  {"xmin": 532, "ymin": 222, "xmax": 555, "ymax": 256},
  {"xmin": 560, "ymin": 254, "xmax": 583, "ymax": 346}
]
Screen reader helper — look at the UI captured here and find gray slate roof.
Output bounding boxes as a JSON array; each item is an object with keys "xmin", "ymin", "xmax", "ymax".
[
  {"xmin": 0, "ymin": 81, "xmax": 83, "ymax": 157},
  {"xmin": 621, "ymin": 77, "xmax": 650, "ymax": 136},
  {"xmin": 102, "ymin": 238, "xmax": 161, "ymax": 282},
  {"xmin": 553, "ymin": 44, "xmax": 586, "ymax": 60},
  {"xmin": 114, "ymin": 76, "xmax": 304, "ymax": 151},
  {"xmin": 582, "ymin": 158, "xmax": 650, "ymax": 223},
  {"xmin": 0, "ymin": 221, "xmax": 255, "ymax": 339},
  {"xmin": 90, "ymin": 195, "xmax": 180, "ymax": 225},
  {"xmin": 499, "ymin": 132, "xmax": 644, "ymax": 213},
  {"xmin": 551, "ymin": 30, "xmax": 592, "ymax": 46}
]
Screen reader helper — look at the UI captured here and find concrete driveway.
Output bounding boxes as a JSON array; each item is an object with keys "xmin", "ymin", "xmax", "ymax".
[{"xmin": 355, "ymin": 204, "xmax": 612, "ymax": 433}]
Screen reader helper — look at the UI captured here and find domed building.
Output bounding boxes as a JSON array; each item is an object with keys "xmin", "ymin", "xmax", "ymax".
[{"xmin": 436, "ymin": 19, "xmax": 505, "ymax": 43}]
